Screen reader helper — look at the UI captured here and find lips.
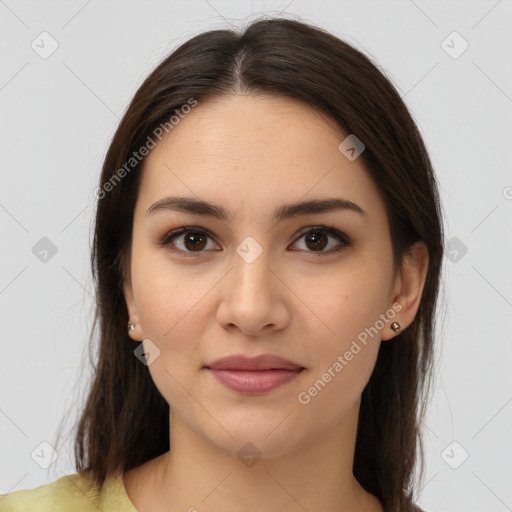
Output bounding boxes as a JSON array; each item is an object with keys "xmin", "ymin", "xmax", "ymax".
[
  {"xmin": 204, "ymin": 354, "xmax": 305, "ymax": 395},
  {"xmin": 205, "ymin": 354, "xmax": 304, "ymax": 371}
]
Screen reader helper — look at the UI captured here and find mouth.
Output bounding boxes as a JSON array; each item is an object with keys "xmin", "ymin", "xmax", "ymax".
[
  {"xmin": 205, "ymin": 353, "xmax": 304, "ymax": 371},
  {"xmin": 204, "ymin": 354, "xmax": 306, "ymax": 395},
  {"xmin": 205, "ymin": 367, "xmax": 305, "ymax": 395}
]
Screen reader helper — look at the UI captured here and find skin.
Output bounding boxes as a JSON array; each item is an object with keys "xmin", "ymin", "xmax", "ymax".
[{"xmin": 122, "ymin": 93, "xmax": 429, "ymax": 512}]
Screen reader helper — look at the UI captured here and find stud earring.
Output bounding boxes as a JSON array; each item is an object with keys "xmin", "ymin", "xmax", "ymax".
[
  {"xmin": 127, "ymin": 322, "xmax": 138, "ymax": 332},
  {"xmin": 390, "ymin": 321, "xmax": 401, "ymax": 333}
]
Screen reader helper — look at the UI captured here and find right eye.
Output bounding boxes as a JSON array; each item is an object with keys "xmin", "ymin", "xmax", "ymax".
[{"xmin": 158, "ymin": 226, "xmax": 221, "ymax": 257}]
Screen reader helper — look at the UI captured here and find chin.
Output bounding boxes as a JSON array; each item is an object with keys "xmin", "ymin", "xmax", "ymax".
[{"xmin": 201, "ymin": 421, "xmax": 305, "ymax": 462}]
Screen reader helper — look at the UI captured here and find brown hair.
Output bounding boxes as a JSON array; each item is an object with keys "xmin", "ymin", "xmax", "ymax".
[{"xmin": 68, "ymin": 17, "xmax": 444, "ymax": 511}]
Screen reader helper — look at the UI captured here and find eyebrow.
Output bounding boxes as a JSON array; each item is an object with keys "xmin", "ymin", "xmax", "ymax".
[{"xmin": 146, "ymin": 196, "xmax": 366, "ymax": 222}]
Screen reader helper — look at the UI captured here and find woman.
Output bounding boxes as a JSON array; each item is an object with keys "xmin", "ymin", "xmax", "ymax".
[{"xmin": 1, "ymin": 16, "xmax": 443, "ymax": 512}]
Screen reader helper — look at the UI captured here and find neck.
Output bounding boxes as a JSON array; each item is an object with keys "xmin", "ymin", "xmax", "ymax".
[{"xmin": 134, "ymin": 399, "xmax": 382, "ymax": 512}]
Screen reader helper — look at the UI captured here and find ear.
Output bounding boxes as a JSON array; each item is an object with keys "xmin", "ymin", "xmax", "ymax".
[
  {"xmin": 382, "ymin": 241, "xmax": 429, "ymax": 341},
  {"xmin": 122, "ymin": 250, "xmax": 143, "ymax": 342}
]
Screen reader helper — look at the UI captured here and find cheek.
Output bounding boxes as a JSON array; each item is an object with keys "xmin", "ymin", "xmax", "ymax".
[
  {"xmin": 299, "ymin": 267, "xmax": 388, "ymax": 345},
  {"xmin": 296, "ymin": 286, "xmax": 383, "ymax": 421},
  {"xmin": 129, "ymin": 272, "xmax": 209, "ymax": 411},
  {"xmin": 131, "ymin": 250, "xmax": 213, "ymax": 338},
  {"xmin": 133, "ymin": 270, "xmax": 213, "ymax": 413},
  {"xmin": 294, "ymin": 269, "xmax": 387, "ymax": 399}
]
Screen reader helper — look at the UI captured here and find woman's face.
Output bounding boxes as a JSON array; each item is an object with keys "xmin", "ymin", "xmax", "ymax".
[{"xmin": 123, "ymin": 93, "xmax": 405, "ymax": 457}]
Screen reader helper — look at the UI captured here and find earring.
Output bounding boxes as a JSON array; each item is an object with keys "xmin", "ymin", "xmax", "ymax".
[
  {"xmin": 390, "ymin": 321, "xmax": 401, "ymax": 333},
  {"xmin": 127, "ymin": 322, "xmax": 138, "ymax": 332}
]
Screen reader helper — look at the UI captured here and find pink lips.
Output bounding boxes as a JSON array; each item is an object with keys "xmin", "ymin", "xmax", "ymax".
[{"xmin": 204, "ymin": 354, "xmax": 305, "ymax": 395}]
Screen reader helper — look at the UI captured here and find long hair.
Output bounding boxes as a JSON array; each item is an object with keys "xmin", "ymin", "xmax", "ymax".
[{"xmin": 71, "ymin": 17, "xmax": 444, "ymax": 511}]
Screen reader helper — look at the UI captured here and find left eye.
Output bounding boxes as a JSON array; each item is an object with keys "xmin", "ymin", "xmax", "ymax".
[
  {"xmin": 159, "ymin": 225, "xmax": 351, "ymax": 256},
  {"xmin": 291, "ymin": 226, "xmax": 351, "ymax": 254}
]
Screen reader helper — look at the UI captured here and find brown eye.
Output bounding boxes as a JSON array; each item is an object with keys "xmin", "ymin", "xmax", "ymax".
[
  {"xmin": 159, "ymin": 227, "xmax": 219, "ymax": 256},
  {"xmin": 159, "ymin": 225, "xmax": 351, "ymax": 258},
  {"xmin": 290, "ymin": 226, "xmax": 351, "ymax": 255},
  {"xmin": 182, "ymin": 232, "xmax": 208, "ymax": 251},
  {"xmin": 304, "ymin": 231, "xmax": 328, "ymax": 251}
]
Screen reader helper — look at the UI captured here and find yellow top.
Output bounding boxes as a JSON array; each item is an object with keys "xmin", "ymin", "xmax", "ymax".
[{"xmin": 0, "ymin": 471, "xmax": 137, "ymax": 511}]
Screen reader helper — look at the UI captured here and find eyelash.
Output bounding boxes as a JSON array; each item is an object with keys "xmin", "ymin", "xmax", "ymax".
[{"xmin": 158, "ymin": 224, "xmax": 352, "ymax": 258}]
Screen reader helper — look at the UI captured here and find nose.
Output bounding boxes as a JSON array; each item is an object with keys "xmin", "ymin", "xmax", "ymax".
[{"xmin": 215, "ymin": 245, "xmax": 290, "ymax": 336}]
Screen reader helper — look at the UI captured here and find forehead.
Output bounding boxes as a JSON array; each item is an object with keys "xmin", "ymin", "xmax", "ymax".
[{"xmin": 136, "ymin": 94, "xmax": 388, "ymax": 227}]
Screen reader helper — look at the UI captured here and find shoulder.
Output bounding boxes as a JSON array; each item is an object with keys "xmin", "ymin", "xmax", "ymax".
[
  {"xmin": 0, "ymin": 470, "xmax": 135, "ymax": 512},
  {"xmin": 0, "ymin": 472, "xmax": 97, "ymax": 511}
]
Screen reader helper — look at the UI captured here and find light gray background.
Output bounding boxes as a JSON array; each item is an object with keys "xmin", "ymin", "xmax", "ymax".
[{"xmin": 1, "ymin": 1, "xmax": 511, "ymax": 510}]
